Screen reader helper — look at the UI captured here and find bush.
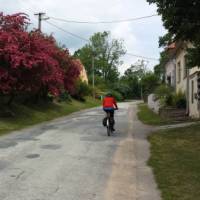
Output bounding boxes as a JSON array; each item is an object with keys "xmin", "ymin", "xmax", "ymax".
[
  {"xmin": 110, "ymin": 90, "xmax": 123, "ymax": 101},
  {"xmin": 113, "ymin": 83, "xmax": 132, "ymax": 100},
  {"xmin": 154, "ymin": 85, "xmax": 187, "ymax": 109},
  {"xmin": 155, "ymin": 84, "xmax": 174, "ymax": 106},
  {"xmin": 73, "ymin": 80, "xmax": 92, "ymax": 101},
  {"xmin": 173, "ymin": 92, "xmax": 187, "ymax": 109},
  {"xmin": 0, "ymin": 13, "xmax": 82, "ymax": 104},
  {"xmin": 59, "ymin": 91, "xmax": 71, "ymax": 102}
]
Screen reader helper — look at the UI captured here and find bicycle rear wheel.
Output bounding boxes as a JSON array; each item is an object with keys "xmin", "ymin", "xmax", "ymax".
[
  {"xmin": 107, "ymin": 118, "xmax": 111, "ymax": 136},
  {"xmin": 107, "ymin": 127, "xmax": 111, "ymax": 136}
]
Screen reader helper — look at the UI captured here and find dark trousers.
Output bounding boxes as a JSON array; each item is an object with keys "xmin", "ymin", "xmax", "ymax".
[
  {"xmin": 104, "ymin": 110, "xmax": 114, "ymax": 118},
  {"xmin": 104, "ymin": 110, "xmax": 115, "ymax": 127}
]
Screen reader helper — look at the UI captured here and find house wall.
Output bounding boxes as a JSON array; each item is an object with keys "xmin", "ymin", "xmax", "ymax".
[
  {"xmin": 176, "ymin": 47, "xmax": 187, "ymax": 93},
  {"xmin": 189, "ymin": 75, "xmax": 200, "ymax": 118},
  {"xmin": 165, "ymin": 60, "xmax": 176, "ymax": 88},
  {"xmin": 80, "ymin": 66, "xmax": 89, "ymax": 84},
  {"xmin": 175, "ymin": 43, "xmax": 200, "ymax": 118},
  {"xmin": 190, "ymin": 66, "xmax": 200, "ymax": 76},
  {"xmin": 164, "ymin": 42, "xmax": 200, "ymax": 118}
]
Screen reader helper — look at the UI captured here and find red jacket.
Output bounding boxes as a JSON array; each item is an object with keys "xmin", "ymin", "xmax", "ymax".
[{"xmin": 103, "ymin": 97, "xmax": 118, "ymax": 109}]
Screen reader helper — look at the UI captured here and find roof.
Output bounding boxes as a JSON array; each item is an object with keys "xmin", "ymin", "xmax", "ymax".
[
  {"xmin": 163, "ymin": 41, "xmax": 185, "ymax": 67},
  {"xmin": 166, "ymin": 42, "xmax": 176, "ymax": 50}
]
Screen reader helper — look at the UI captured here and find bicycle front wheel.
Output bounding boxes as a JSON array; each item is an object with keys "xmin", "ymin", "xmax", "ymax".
[{"xmin": 107, "ymin": 126, "xmax": 111, "ymax": 136}]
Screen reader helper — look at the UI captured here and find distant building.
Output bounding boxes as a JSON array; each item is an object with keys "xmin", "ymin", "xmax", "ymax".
[
  {"xmin": 79, "ymin": 65, "xmax": 89, "ymax": 84},
  {"xmin": 76, "ymin": 59, "xmax": 89, "ymax": 84}
]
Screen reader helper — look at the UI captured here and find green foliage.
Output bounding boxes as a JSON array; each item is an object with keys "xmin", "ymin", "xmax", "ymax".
[
  {"xmin": 138, "ymin": 104, "xmax": 173, "ymax": 125},
  {"xmin": 0, "ymin": 98, "xmax": 101, "ymax": 136},
  {"xmin": 147, "ymin": 0, "xmax": 200, "ymax": 67},
  {"xmin": 173, "ymin": 92, "xmax": 187, "ymax": 109},
  {"xmin": 93, "ymin": 75, "xmax": 107, "ymax": 90},
  {"xmin": 141, "ymin": 72, "xmax": 160, "ymax": 101},
  {"xmin": 154, "ymin": 51, "xmax": 169, "ymax": 82},
  {"xmin": 120, "ymin": 76, "xmax": 140, "ymax": 99},
  {"xmin": 186, "ymin": 42, "xmax": 200, "ymax": 68},
  {"xmin": 155, "ymin": 85, "xmax": 174, "ymax": 106},
  {"xmin": 159, "ymin": 33, "xmax": 174, "ymax": 48},
  {"xmin": 154, "ymin": 85, "xmax": 186, "ymax": 108},
  {"xmin": 119, "ymin": 61, "xmax": 149, "ymax": 99},
  {"xmin": 147, "ymin": 0, "xmax": 200, "ymax": 42},
  {"xmin": 110, "ymin": 90, "xmax": 123, "ymax": 101},
  {"xmin": 113, "ymin": 83, "xmax": 132, "ymax": 100},
  {"xmin": 59, "ymin": 91, "xmax": 71, "ymax": 102},
  {"xmin": 74, "ymin": 31, "xmax": 126, "ymax": 84},
  {"xmin": 73, "ymin": 80, "xmax": 92, "ymax": 101},
  {"xmin": 74, "ymin": 46, "xmax": 93, "ymax": 75}
]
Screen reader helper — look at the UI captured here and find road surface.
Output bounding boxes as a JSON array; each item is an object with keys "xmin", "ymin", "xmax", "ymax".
[{"xmin": 0, "ymin": 102, "xmax": 161, "ymax": 200}]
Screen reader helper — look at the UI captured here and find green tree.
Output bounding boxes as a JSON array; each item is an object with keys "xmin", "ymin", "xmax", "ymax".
[
  {"xmin": 74, "ymin": 31, "xmax": 126, "ymax": 84},
  {"xmin": 154, "ymin": 51, "xmax": 169, "ymax": 82},
  {"xmin": 147, "ymin": 0, "xmax": 200, "ymax": 67},
  {"xmin": 119, "ymin": 60, "xmax": 148, "ymax": 99},
  {"xmin": 141, "ymin": 72, "xmax": 160, "ymax": 101},
  {"xmin": 74, "ymin": 46, "xmax": 93, "ymax": 75}
]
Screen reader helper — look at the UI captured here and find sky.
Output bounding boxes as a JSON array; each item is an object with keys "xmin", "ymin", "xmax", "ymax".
[{"xmin": 1, "ymin": 0, "xmax": 166, "ymax": 74}]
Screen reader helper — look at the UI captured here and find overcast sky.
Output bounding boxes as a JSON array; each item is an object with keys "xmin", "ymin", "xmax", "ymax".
[{"xmin": 1, "ymin": 0, "xmax": 166, "ymax": 74}]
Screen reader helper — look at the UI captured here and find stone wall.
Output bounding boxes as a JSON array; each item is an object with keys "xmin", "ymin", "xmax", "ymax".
[
  {"xmin": 159, "ymin": 108, "xmax": 188, "ymax": 121},
  {"xmin": 148, "ymin": 94, "xmax": 160, "ymax": 114}
]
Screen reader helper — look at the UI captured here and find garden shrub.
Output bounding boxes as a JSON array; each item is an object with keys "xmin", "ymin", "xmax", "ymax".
[
  {"xmin": 173, "ymin": 92, "xmax": 187, "ymax": 109},
  {"xmin": 73, "ymin": 80, "xmax": 92, "ymax": 101},
  {"xmin": 59, "ymin": 91, "xmax": 71, "ymax": 102},
  {"xmin": 155, "ymin": 84, "xmax": 174, "ymax": 106}
]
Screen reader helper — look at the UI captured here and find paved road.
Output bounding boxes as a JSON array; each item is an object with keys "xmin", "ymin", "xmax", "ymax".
[{"xmin": 0, "ymin": 102, "xmax": 161, "ymax": 200}]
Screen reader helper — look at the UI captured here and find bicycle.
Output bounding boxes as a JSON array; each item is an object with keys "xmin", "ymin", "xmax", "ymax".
[{"xmin": 105, "ymin": 108, "xmax": 117, "ymax": 136}]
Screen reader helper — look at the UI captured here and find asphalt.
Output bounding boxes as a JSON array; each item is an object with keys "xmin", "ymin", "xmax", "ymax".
[{"xmin": 0, "ymin": 101, "xmax": 161, "ymax": 200}]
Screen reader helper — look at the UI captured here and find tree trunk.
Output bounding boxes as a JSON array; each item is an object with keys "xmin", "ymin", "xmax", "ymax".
[{"xmin": 7, "ymin": 93, "xmax": 15, "ymax": 106}]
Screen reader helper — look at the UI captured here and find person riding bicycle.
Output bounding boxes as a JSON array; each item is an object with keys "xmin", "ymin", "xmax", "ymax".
[{"xmin": 103, "ymin": 92, "xmax": 118, "ymax": 131}]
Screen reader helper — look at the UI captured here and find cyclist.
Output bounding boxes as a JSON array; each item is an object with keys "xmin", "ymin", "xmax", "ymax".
[{"xmin": 103, "ymin": 92, "xmax": 118, "ymax": 131}]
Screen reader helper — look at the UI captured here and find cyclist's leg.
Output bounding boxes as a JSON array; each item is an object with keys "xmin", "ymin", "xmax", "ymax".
[
  {"xmin": 105, "ymin": 110, "xmax": 109, "ymax": 118},
  {"xmin": 103, "ymin": 109, "xmax": 111, "ymax": 118},
  {"xmin": 110, "ymin": 110, "xmax": 115, "ymax": 130}
]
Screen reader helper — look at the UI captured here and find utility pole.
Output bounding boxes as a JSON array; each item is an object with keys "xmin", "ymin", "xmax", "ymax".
[
  {"xmin": 92, "ymin": 53, "xmax": 95, "ymax": 99},
  {"xmin": 186, "ymin": 67, "xmax": 190, "ymax": 115},
  {"xmin": 139, "ymin": 59, "xmax": 149, "ymax": 101},
  {"xmin": 90, "ymin": 43, "xmax": 95, "ymax": 99},
  {"xmin": 34, "ymin": 12, "xmax": 47, "ymax": 31}
]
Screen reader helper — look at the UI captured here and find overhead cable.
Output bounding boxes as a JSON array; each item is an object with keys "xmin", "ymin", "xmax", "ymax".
[
  {"xmin": 45, "ymin": 21, "xmax": 89, "ymax": 42},
  {"xmin": 126, "ymin": 53, "xmax": 159, "ymax": 61},
  {"xmin": 45, "ymin": 21, "xmax": 159, "ymax": 61},
  {"xmin": 48, "ymin": 14, "xmax": 158, "ymax": 24}
]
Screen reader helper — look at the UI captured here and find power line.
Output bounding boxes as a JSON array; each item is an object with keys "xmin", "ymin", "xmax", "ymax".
[
  {"xmin": 45, "ymin": 21, "xmax": 159, "ymax": 61},
  {"xmin": 126, "ymin": 53, "xmax": 159, "ymax": 61},
  {"xmin": 44, "ymin": 21, "xmax": 89, "ymax": 42},
  {"xmin": 47, "ymin": 14, "xmax": 158, "ymax": 24}
]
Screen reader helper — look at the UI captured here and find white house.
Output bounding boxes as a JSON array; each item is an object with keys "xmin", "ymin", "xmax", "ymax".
[
  {"xmin": 165, "ymin": 41, "xmax": 200, "ymax": 118},
  {"xmin": 164, "ymin": 43, "xmax": 177, "ymax": 88}
]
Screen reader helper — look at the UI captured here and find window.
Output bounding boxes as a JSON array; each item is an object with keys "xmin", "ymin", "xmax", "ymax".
[
  {"xmin": 167, "ymin": 75, "xmax": 171, "ymax": 86},
  {"xmin": 191, "ymin": 80, "xmax": 194, "ymax": 104},
  {"xmin": 183, "ymin": 55, "xmax": 188, "ymax": 79},
  {"xmin": 177, "ymin": 61, "xmax": 181, "ymax": 83}
]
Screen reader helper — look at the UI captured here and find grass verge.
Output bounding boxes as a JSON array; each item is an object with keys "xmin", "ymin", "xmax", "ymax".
[
  {"xmin": 0, "ymin": 97, "xmax": 100, "ymax": 136},
  {"xmin": 137, "ymin": 103, "xmax": 173, "ymax": 126},
  {"xmin": 148, "ymin": 124, "xmax": 200, "ymax": 200}
]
